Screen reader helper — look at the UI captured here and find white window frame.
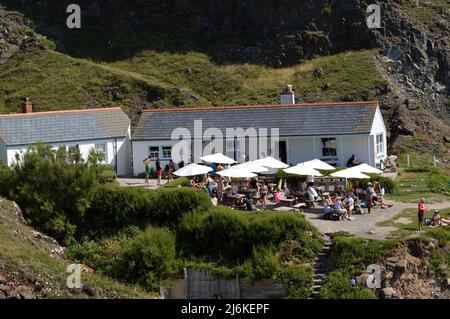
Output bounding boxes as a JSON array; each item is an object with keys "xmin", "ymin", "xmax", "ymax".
[
  {"xmin": 95, "ymin": 143, "xmax": 107, "ymax": 163},
  {"xmin": 148, "ymin": 146, "xmax": 160, "ymax": 159},
  {"xmin": 321, "ymin": 137, "xmax": 337, "ymax": 158},
  {"xmin": 376, "ymin": 133, "xmax": 384, "ymax": 154},
  {"xmin": 161, "ymin": 146, "xmax": 172, "ymax": 159}
]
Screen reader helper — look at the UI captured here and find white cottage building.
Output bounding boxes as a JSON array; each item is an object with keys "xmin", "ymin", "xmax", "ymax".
[
  {"xmin": 0, "ymin": 100, "xmax": 132, "ymax": 176},
  {"xmin": 132, "ymin": 89, "xmax": 387, "ymax": 176}
]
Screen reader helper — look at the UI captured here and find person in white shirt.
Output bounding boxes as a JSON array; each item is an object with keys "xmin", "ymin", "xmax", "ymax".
[
  {"xmin": 343, "ymin": 193, "xmax": 355, "ymax": 218},
  {"xmin": 375, "ymin": 182, "xmax": 394, "ymax": 209},
  {"xmin": 334, "ymin": 197, "xmax": 348, "ymax": 220},
  {"xmin": 307, "ymin": 185, "xmax": 319, "ymax": 201}
]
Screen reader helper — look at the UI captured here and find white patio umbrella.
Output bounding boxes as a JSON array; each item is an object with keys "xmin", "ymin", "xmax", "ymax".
[
  {"xmin": 330, "ymin": 168, "xmax": 370, "ymax": 179},
  {"xmin": 174, "ymin": 163, "xmax": 213, "ymax": 177},
  {"xmin": 232, "ymin": 161, "xmax": 269, "ymax": 173},
  {"xmin": 253, "ymin": 156, "xmax": 289, "ymax": 169},
  {"xmin": 283, "ymin": 166, "xmax": 323, "ymax": 176},
  {"xmin": 218, "ymin": 167, "xmax": 257, "ymax": 178},
  {"xmin": 351, "ymin": 163, "xmax": 383, "ymax": 174},
  {"xmin": 199, "ymin": 153, "xmax": 236, "ymax": 164},
  {"xmin": 297, "ymin": 159, "xmax": 336, "ymax": 171}
]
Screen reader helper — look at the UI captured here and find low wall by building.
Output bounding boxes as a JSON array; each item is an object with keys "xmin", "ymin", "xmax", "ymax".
[{"xmin": 161, "ymin": 268, "xmax": 287, "ymax": 299}]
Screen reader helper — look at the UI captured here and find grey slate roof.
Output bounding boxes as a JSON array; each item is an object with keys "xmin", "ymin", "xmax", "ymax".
[
  {"xmin": 0, "ymin": 108, "xmax": 130, "ymax": 146},
  {"xmin": 133, "ymin": 102, "xmax": 379, "ymax": 140}
]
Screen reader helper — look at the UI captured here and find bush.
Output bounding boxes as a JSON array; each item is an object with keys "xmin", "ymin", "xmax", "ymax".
[
  {"xmin": 275, "ymin": 266, "xmax": 313, "ymax": 299},
  {"xmin": 318, "ymin": 271, "xmax": 376, "ymax": 299},
  {"xmin": 119, "ymin": 227, "xmax": 178, "ymax": 291},
  {"xmin": 94, "ymin": 165, "xmax": 117, "ymax": 184},
  {"xmin": 68, "ymin": 230, "xmax": 134, "ymax": 276},
  {"xmin": 332, "ymin": 236, "xmax": 400, "ymax": 276},
  {"xmin": 240, "ymin": 246, "xmax": 280, "ymax": 280},
  {"xmin": 6, "ymin": 143, "xmax": 97, "ymax": 244},
  {"xmin": 429, "ymin": 172, "xmax": 450, "ymax": 194},
  {"xmin": 81, "ymin": 185, "xmax": 212, "ymax": 238},
  {"xmin": 70, "ymin": 227, "xmax": 178, "ymax": 292},
  {"xmin": 423, "ymin": 227, "xmax": 450, "ymax": 247},
  {"xmin": 0, "ymin": 161, "xmax": 14, "ymax": 197},
  {"xmin": 177, "ymin": 208, "xmax": 321, "ymax": 263}
]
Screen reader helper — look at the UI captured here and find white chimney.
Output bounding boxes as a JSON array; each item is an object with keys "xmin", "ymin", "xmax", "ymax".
[{"xmin": 280, "ymin": 85, "xmax": 295, "ymax": 105}]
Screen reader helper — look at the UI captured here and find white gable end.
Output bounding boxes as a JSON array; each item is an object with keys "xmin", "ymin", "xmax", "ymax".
[{"xmin": 370, "ymin": 105, "xmax": 386, "ymax": 135}]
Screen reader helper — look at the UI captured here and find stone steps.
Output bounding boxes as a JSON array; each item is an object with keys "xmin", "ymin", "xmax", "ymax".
[{"xmin": 309, "ymin": 234, "xmax": 332, "ymax": 299}]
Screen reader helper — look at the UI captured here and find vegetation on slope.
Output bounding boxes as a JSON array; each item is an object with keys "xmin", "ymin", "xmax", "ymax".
[
  {"xmin": 1, "ymin": 143, "xmax": 322, "ymax": 297},
  {"xmin": 0, "ymin": 45, "xmax": 386, "ymax": 115},
  {"xmin": 0, "ymin": 198, "xmax": 155, "ymax": 298}
]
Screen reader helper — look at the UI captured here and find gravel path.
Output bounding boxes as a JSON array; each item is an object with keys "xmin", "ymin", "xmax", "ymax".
[{"xmin": 302, "ymin": 201, "xmax": 450, "ymax": 240}]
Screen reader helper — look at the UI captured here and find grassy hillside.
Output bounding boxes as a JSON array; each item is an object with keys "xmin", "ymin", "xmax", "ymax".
[
  {"xmin": 0, "ymin": 198, "xmax": 156, "ymax": 298},
  {"xmin": 0, "ymin": 46, "xmax": 386, "ymax": 115}
]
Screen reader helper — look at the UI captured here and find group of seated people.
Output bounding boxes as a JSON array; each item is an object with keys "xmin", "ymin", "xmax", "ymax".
[
  {"xmin": 321, "ymin": 181, "xmax": 395, "ymax": 221},
  {"xmin": 322, "ymin": 192, "xmax": 361, "ymax": 221},
  {"xmin": 227, "ymin": 177, "xmax": 270, "ymax": 211},
  {"xmin": 428, "ymin": 209, "xmax": 450, "ymax": 227},
  {"xmin": 381, "ymin": 155, "xmax": 400, "ymax": 172}
]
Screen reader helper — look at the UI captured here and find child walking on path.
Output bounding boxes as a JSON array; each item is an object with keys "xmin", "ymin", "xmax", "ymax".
[{"xmin": 418, "ymin": 198, "xmax": 426, "ymax": 231}]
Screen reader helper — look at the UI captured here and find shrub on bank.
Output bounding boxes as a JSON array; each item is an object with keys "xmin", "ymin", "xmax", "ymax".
[
  {"xmin": 332, "ymin": 236, "xmax": 400, "ymax": 276},
  {"xmin": 69, "ymin": 226, "xmax": 178, "ymax": 291},
  {"xmin": 119, "ymin": 226, "xmax": 178, "ymax": 291},
  {"xmin": 275, "ymin": 266, "xmax": 313, "ymax": 299},
  {"xmin": 81, "ymin": 185, "xmax": 212, "ymax": 237},
  {"xmin": 318, "ymin": 271, "xmax": 376, "ymax": 299},
  {"xmin": 177, "ymin": 208, "xmax": 321, "ymax": 263}
]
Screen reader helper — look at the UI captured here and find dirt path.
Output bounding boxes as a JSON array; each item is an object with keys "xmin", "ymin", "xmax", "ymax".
[{"xmin": 302, "ymin": 201, "xmax": 450, "ymax": 240}]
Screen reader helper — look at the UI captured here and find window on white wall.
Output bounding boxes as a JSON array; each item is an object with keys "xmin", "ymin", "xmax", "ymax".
[
  {"xmin": 68, "ymin": 145, "xmax": 79, "ymax": 154},
  {"xmin": 148, "ymin": 146, "xmax": 160, "ymax": 159},
  {"xmin": 376, "ymin": 133, "xmax": 384, "ymax": 154},
  {"xmin": 162, "ymin": 146, "xmax": 172, "ymax": 159},
  {"xmin": 321, "ymin": 138, "xmax": 337, "ymax": 157},
  {"xmin": 95, "ymin": 143, "xmax": 107, "ymax": 163}
]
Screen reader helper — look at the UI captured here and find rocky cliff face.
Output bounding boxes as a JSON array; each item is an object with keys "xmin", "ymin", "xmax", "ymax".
[{"xmin": 0, "ymin": 9, "xmax": 42, "ymax": 64}]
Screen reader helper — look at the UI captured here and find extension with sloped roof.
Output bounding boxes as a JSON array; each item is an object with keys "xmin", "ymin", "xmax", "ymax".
[
  {"xmin": 132, "ymin": 88, "xmax": 387, "ymax": 176},
  {"xmin": 0, "ymin": 102, "xmax": 132, "ymax": 176}
]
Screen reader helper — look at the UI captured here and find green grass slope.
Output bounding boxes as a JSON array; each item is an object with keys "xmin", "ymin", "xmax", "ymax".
[
  {"xmin": 0, "ymin": 198, "xmax": 156, "ymax": 298},
  {"xmin": 0, "ymin": 41, "xmax": 386, "ymax": 115}
]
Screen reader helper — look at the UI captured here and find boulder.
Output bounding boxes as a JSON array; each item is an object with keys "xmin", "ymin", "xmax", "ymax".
[
  {"xmin": 12, "ymin": 286, "xmax": 34, "ymax": 299},
  {"xmin": 396, "ymin": 259, "xmax": 408, "ymax": 272},
  {"xmin": 0, "ymin": 290, "xmax": 6, "ymax": 300},
  {"xmin": 0, "ymin": 284, "xmax": 11, "ymax": 293},
  {"xmin": 356, "ymin": 273, "xmax": 370, "ymax": 285},
  {"xmin": 382, "ymin": 287, "xmax": 397, "ymax": 299}
]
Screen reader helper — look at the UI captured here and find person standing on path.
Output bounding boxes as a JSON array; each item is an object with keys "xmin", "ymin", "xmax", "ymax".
[
  {"xmin": 366, "ymin": 182, "xmax": 375, "ymax": 214},
  {"xmin": 167, "ymin": 160, "xmax": 175, "ymax": 183},
  {"xmin": 418, "ymin": 198, "xmax": 426, "ymax": 231},
  {"xmin": 143, "ymin": 156, "xmax": 152, "ymax": 189},
  {"xmin": 155, "ymin": 158, "xmax": 162, "ymax": 186}
]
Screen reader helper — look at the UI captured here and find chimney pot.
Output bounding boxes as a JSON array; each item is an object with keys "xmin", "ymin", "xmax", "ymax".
[
  {"xmin": 280, "ymin": 85, "xmax": 295, "ymax": 105},
  {"xmin": 22, "ymin": 98, "xmax": 33, "ymax": 113}
]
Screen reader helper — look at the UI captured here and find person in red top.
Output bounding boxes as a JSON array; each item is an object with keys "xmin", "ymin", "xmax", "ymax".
[{"xmin": 418, "ymin": 198, "xmax": 426, "ymax": 231}]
